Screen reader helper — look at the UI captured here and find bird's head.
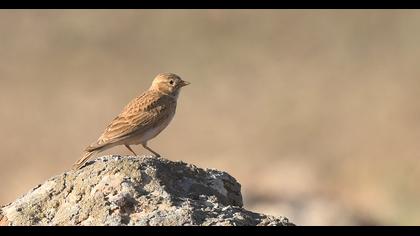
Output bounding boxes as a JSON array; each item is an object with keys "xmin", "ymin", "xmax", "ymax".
[{"xmin": 150, "ymin": 73, "xmax": 190, "ymax": 97}]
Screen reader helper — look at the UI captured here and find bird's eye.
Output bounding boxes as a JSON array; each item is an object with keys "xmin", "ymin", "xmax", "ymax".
[{"xmin": 169, "ymin": 80, "xmax": 174, "ymax": 85}]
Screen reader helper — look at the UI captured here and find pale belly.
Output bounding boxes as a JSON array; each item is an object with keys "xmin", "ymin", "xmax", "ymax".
[{"xmin": 128, "ymin": 114, "xmax": 174, "ymax": 145}]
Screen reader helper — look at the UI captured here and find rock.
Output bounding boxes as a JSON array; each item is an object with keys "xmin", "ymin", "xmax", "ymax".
[
  {"xmin": 0, "ymin": 155, "xmax": 294, "ymax": 226},
  {"xmin": 0, "ymin": 211, "xmax": 9, "ymax": 226}
]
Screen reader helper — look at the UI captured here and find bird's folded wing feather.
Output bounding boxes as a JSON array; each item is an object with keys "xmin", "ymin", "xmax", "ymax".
[{"xmin": 86, "ymin": 91, "xmax": 174, "ymax": 151}]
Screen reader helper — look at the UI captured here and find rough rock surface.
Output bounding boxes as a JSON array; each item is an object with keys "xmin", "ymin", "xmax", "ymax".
[{"xmin": 0, "ymin": 155, "xmax": 293, "ymax": 226}]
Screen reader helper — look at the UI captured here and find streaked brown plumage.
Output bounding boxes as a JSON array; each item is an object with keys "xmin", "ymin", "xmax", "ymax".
[{"xmin": 73, "ymin": 73, "xmax": 190, "ymax": 169}]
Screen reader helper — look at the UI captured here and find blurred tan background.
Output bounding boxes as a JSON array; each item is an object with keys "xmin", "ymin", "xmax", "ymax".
[{"xmin": 1, "ymin": 10, "xmax": 420, "ymax": 225}]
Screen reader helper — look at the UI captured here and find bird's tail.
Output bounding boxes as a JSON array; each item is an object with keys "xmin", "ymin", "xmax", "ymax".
[{"xmin": 73, "ymin": 150, "xmax": 98, "ymax": 170}]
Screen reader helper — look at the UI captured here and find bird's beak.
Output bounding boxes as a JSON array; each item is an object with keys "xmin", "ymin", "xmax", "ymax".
[{"xmin": 180, "ymin": 80, "xmax": 191, "ymax": 87}]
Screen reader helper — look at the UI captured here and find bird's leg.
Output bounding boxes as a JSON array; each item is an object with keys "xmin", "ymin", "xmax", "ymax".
[
  {"xmin": 142, "ymin": 143, "xmax": 161, "ymax": 157},
  {"xmin": 125, "ymin": 145, "xmax": 137, "ymax": 156}
]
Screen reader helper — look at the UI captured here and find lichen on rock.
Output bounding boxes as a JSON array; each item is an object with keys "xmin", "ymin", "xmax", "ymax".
[{"xmin": 0, "ymin": 155, "xmax": 293, "ymax": 226}]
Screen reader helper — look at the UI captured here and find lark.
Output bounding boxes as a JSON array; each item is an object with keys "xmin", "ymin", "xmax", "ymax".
[{"xmin": 73, "ymin": 73, "xmax": 190, "ymax": 169}]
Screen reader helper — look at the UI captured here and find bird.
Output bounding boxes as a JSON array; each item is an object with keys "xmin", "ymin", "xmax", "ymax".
[{"xmin": 73, "ymin": 73, "xmax": 190, "ymax": 169}]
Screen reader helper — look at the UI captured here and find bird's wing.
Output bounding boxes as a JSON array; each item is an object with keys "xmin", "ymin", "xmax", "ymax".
[{"xmin": 86, "ymin": 90, "xmax": 175, "ymax": 151}]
